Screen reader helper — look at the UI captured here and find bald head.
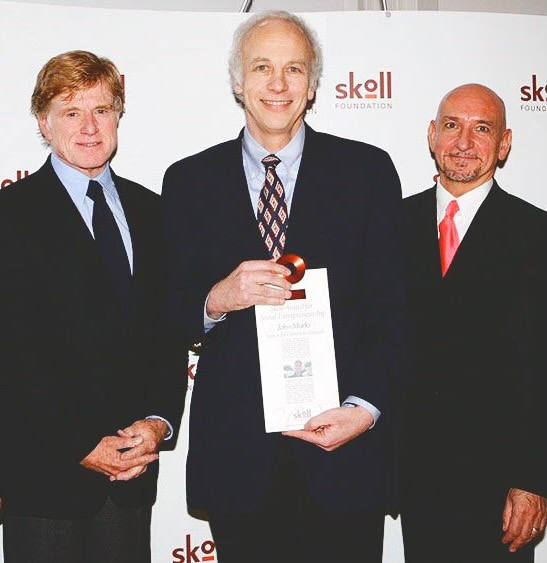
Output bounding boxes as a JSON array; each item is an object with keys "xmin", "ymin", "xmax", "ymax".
[
  {"xmin": 428, "ymin": 83, "xmax": 512, "ymax": 197},
  {"xmin": 436, "ymin": 84, "xmax": 507, "ymax": 130}
]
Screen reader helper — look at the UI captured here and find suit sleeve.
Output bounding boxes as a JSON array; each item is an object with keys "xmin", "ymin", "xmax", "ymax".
[{"xmin": 346, "ymin": 149, "xmax": 408, "ymax": 418}]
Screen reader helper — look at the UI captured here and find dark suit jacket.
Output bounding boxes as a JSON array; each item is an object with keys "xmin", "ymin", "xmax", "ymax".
[
  {"xmin": 0, "ymin": 157, "xmax": 184, "ymax": 518},
  {"xmin": 402, "ymin": 183, "xmax": 547, "ymax": 511},
  {"xmin": 162, "ymin": 125, "xmax": 407, "ymax": 514}
]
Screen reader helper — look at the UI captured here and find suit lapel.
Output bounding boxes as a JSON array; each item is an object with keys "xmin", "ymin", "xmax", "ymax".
[
  {"xmin": 29, "ymin": 160, "xmax": 98, "ymax": 267},
  {"xmin": 285, "ymin": 126, "xmax": 339, "ymax": 258},
  {"xmin": 226, "ymin": 134, "xmax": 272, "ymax": 259},
  {"xmin": 115, "ymin": 175, "xmax": 142, "ymax": 274},
  {"xmin": 28, "ymin": 159, "xmax": 121, "ymax": 310},
  {"xmin": 446, "ymin": 183, "xmax": 507, "ymax": 279},
  {"xmin": 415, "ymin": 188, "xmax": 442, "ymax": 280}
]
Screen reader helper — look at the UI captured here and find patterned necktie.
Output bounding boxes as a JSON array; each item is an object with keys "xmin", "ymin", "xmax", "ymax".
[
  {"xmin": 257, "ymin": 154, "xmax": 288, "ymax": 259},
  {"xmin": 87, "ymin": 180, "xmax": 131, "ymax": 300},
  {"xmin": 439, "ymin": 199, "xmax": 460, "ymax": 276}
]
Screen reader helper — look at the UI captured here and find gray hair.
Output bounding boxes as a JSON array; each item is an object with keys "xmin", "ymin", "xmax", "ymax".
[{"xmin": 228, "ymin": 10, "xmax": 323, "ymax": 104}]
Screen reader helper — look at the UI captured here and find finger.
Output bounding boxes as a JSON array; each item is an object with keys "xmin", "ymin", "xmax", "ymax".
[
  {"xmin": 120, "ymin": 442, "xmax": 158, "ymax": 460},
  {"xmin": 282, "ymin": 430, "xmax": 321, "ymax": 445},
  {"xmin": 502, "ymin": 499, "xmax": 512, "ymax": 532},
  {"xmin": 119, "ymin": 449, "xmax": 158, "ymax": 465},
  {"xmin": 111, "ymin": 434, "xmax": 144, "ymax": 450},
  {"xmin": 504, "ymin": 519, "xmax": 533, "ymax": 552},
  {"xmin": 509, "ymin": 532, "xmax": 532, "ymax": 552},
  {"xmin": 243, "ymin": 260, "xmax": 291, "ymax": 277},
  {"xmin": 260, "ymin": 273, "xmax": 292, "ymax": 291},
  {"xmin": 110, "ymin": 464, "xmax": 148, "ymax": 482}
]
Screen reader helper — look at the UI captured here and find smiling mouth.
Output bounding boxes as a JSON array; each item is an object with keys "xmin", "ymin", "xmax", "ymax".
[
  {"xmin": 449, "ymin": 153, "xmax": 477, "ymax": 160},
  {"xmin": 262, "ymin": 100, "xmax": 291, "ymax": 107}
]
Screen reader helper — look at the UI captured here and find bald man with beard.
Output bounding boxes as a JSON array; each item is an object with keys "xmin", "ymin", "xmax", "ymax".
[{"xmin": 400, "ymin": 83, "xmax": 547, "ymax": 562}]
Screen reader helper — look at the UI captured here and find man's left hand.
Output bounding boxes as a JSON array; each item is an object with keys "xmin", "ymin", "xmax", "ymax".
[
  {"xmin": 111, "ymin": 419, "xmax": 169, "ymax": 481},
  {"xmin": 502, "ymin": 488, "xmax": 547, "ymax": 552},
  {"xmin": 282, "ymin": 406, "xmax": 374, "ymax": 451}
]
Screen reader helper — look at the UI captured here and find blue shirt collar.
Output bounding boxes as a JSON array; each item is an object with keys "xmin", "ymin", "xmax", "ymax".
[
  {"xmin": 242, "ymin": 123, "xmax": 305, "ymax": 177},
  {"xmin": 50, "ymin": 152, "xmax": 116, "ymax": 204}
]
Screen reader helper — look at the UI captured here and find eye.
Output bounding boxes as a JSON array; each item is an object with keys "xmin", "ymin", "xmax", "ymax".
[
  {"xmin": 444, "ymin": 121, "xmax": 457, "ymax": 130},
  {"xmin": 254, "ymin": 64, "xmax": 269, "ymax": 72},
  {"xmin": 288, "ymin": 66, "xmax": 303, "ymax": 73},
  {"xmin": 476, "ymin": 124, "xmax": 490, "ymax": 133}
]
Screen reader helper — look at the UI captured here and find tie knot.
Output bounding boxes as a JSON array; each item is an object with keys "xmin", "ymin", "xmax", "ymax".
[
  {"xmin": 262, "ymin": 154, "xmax": 281, "ymax": 170},
  {"xmin": 445, "ymin": 199, "xmax": 459, "ymax": 219},
  {"xmin": 87, "ymin": 180, "xmax": 105, "ymax": 202}
]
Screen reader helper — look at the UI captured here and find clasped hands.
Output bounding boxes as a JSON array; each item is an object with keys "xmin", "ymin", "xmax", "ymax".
[{"xmin": 80, "ymin": 418, "xmax": 168, "ymax": 482}]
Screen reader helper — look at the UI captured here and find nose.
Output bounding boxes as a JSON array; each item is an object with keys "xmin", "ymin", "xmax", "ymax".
[
  {"xmin": 81, "ymin": 112, "xmax": 98, "ymax": 135},
  {"xmin": 455, "ymin": 126, "xmax": 474, "ymax": 151},
  {"xmin": 267, "ymin": 69, "xmax": 288, "ymax": 93}
]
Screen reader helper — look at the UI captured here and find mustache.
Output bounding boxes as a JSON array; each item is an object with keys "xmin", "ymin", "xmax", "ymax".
[{"xmin": 448, "ymin": 151, "xmax": 480, "ymax": 159}]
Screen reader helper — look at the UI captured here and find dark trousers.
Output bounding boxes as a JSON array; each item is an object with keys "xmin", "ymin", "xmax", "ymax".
[
  {"xmin": 2, "ymin": 497, "xmax": 152, "ymax": 563},
  {"xmin": 208, "ymin": 441, "xmax": 385, "ymax": 563},
  {"xmin": 401, "ymin": 505, "xmax": 536, "ymax": 563}
]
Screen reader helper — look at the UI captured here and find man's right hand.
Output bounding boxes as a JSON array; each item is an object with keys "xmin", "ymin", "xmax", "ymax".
[
  {"xmin": 206, "ymin": 259, "xmax": 292, "ymax": 319},
  {"xmin": 80, "ymin": 435, "xmax": 159, "ymax": 479}
]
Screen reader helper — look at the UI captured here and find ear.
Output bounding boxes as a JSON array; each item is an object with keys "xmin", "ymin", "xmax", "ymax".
[
  {"xmin": 37, "ymin": 113, "xmax": 52, "ymax": 142},
  {"xmin": 498, "ymin": 128, "xmax": 512, "ymax": 161},
  {"xmin": 233, "ymin": 82, "xmax": 244, "ymax": 97},
  {"xmin": 427, "ymin": 120, "xmax": 437, "ymax": 153},
  {"xmin": 307, "ymin": 85, "xmax": 316, "ymax": 101}
]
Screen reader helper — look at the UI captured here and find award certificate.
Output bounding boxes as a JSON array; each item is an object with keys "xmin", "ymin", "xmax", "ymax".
[{"xmin": 255, "ymin": 267, "xmax": 339, "ymax": 432}]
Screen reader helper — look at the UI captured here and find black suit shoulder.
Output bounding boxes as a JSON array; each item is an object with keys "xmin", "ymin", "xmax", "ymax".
[
  {"xmin": 115, "ymin": 174, "xmax": 159, "ymax": 200},
  {"xmin": 305, "ymin": 127, "xmax": 392, "ymax": 160},
  {"xmin": 496, "ymin": 187, "xmax": 547, "ymax": 223},
  {"xmin": 164, "ymin": 137, "xmax": 240, "ymax": 176},
  {"xmin": 403, "ymin": 186, "xmax": 435, "ymax": 205}
]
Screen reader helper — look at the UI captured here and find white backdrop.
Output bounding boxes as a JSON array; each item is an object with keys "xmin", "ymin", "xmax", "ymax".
[{"xmin": 1, "ymin": 2, "xmax": 546, "ymax": 561}]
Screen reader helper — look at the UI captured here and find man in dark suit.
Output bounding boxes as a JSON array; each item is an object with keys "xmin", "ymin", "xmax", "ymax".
[
  {"xmin": 162, "ymin": 11, "xmax": 406, "ymax": 563},
  {"xmin": 0, "ymin": 50, "xmax": 184, "ymax": 562},
  {"xmin": 401, "ymin": 83, "xmax": 547, "ymax": 562}
]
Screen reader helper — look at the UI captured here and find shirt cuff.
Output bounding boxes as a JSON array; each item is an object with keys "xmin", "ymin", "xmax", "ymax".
[
  {"xmin": 145, "ymin": 415, "xmax": 173, "ymax": 440},
  {"xmin": 204, "ymin": 294, "xmax": 226, "ymax": 333},
  {"xmin": 342, "ymin": 395, "xmax": 381, "ymax": 428}
]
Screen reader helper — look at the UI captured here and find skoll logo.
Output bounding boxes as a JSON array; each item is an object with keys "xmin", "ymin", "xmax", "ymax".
[
  {"xmin": 335, "ymin": 71, "xmax": 392, "ymax": 100},
  {"xmin": 334, "ymin": 71, "xmax": 393, "ymax": 110},
  {"xmin": 521, "ymin": 75, "xmax": 546, "ymax": 102},
  {"xmin": 172, "ymin": 534, "xmax": 216, "ymax": 562}
]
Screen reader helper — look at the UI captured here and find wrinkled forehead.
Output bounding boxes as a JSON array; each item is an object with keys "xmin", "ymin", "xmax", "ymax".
[{"xmin": 437, "ymin": 87, "xmax": 506, "ymax": 127}]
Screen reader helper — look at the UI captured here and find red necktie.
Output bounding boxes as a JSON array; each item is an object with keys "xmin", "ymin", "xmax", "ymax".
[
  {"xmin": 439, "ymin": 199, "xmax": 460, "ymax": 276},
  {"xmin": 257, "ymin": 155, "xmax": 288, "ymax": 259}
]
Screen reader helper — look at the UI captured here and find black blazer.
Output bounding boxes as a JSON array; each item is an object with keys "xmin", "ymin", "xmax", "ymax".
[
  {"xmin": 162, "ymin": 125, "xmax": 407, "ymax": 514},
  {"xmin": 402, "ymin": 183, "xmax": 547, "ymax": 507},
  {"xmin": 0, "ymin": 158, "xmax": 184, "ymax": 518}
]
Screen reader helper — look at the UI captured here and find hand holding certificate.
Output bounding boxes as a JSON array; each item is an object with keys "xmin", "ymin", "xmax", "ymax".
[{"xmin": 255, "ymin": 255, "xmax": 340, "ymax": 432}]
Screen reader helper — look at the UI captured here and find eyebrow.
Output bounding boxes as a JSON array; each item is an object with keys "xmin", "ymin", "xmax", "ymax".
[
  {"xmin": 61, "ymin": 103, "xmax": 113, "ymax": 111},
  {"xmin": 442, "ymin": 115, "xmax": 495, "ymax": 127},
  {"xmin": 249, "ymin": 56, "xmax": 308, "ymax": 66}
]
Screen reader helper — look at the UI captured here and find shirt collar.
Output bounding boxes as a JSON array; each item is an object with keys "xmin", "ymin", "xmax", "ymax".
[
  {"xmin": 436, "ymin": 178, "xmax": 493, "ymax": 223},
  {"xmin": 51, "ymin": 152, "xmax": 116, "ymax": 204},
  {"xmin": 242, "ymin": 123, "xmax": 305, "ymax": 182}
]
